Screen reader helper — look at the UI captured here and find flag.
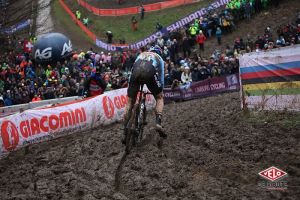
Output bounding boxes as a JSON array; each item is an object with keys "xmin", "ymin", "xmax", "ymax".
[{"xmin": 24, "ymin": 40, "xmax": 34, "ymax": 53}]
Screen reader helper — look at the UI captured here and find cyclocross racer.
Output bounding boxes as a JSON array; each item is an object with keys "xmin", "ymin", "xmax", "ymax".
[{"xmin": 123, "ymin": 45, "xmax": 167, "ymax": 143}]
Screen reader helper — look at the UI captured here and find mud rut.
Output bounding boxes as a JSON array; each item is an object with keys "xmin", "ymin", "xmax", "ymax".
[{"xmin": 0, "ymin": 92, "xmax": 299, "ymax": 200}]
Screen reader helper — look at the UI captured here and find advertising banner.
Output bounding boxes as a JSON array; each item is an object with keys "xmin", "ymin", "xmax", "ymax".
[
  {"xmin": 0, "ymin": 74, "xmax": 238, "ymax": 159},
  {"xmin": 163, "ymin": 73, "xmax": 240, "ymax": 102},
  {"xmin": 0, "ymin": 88, "xmax": 155, "ymax": 159},
  {"xmin": 1, "ymin": 19, "xmax": 31, "ymax": 35}
]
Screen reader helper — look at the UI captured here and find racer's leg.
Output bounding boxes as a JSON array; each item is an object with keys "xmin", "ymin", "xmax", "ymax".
[
  {"xmin": 154, "ymin": 91, "xmax": 164, "ymax": 128},
  {"xmin": 146, "ymin": 75, "xmax": 167, "ymax": 138}
]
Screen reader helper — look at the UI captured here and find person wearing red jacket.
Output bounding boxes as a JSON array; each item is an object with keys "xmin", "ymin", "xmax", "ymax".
[
  {"xmin": 32, "ymin": 94, "xmax": 42, "ymax": 102},
  {"xmin": 196, "ymin": 30, "xmax": 207, "ymax": 52},
  {"xmin": 84, "ymin": 67, "xmax": 107, "ymax": 97}
]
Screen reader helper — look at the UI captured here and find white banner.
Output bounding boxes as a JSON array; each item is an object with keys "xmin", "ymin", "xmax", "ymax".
[
  {"xmin": 239, "ymin": 45, "xmax": 300, "ymax": 111},
  {"xmin": 0, "ymin": 88, "xmax": 156, "ymax": 158}
]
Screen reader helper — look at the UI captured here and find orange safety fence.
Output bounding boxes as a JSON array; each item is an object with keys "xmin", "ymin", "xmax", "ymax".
[
  {"xmin": 59, "ymin": 0, "xmax": 129, "ymax": 47},
  {"xmin": 59, "ymin": 0, "xmax": 96, "ymax": 42},
  {"xmin": 77, "ymin": 0, "xmax": 196, "ymax": 16}
]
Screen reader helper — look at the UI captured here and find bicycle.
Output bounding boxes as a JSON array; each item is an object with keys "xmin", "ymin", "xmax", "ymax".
[{"xmin": 124, "ymin": 84, "xmax": 151, "ymax": 154}]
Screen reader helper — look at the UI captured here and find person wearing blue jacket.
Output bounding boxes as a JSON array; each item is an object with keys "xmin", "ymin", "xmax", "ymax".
[{"xmin": 216, "ymin": 27, "xmax": 222, "ymax": 45}]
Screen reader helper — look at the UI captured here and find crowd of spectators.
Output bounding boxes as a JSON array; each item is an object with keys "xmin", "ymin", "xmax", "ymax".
[
  {"xmin": 1, "ymin": 0, "xmax": 299, "ymax": 107},
  {"xmin": 0, "ymin": 42, "xmax": 135, "ymax": 107}
]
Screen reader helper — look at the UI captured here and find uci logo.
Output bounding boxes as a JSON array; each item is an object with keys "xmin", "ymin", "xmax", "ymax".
[
  {"xmin": 61, "ymin": 40, "xmax": 72, "ymax": 56},
  {"xmin": 1, "ymin": 121, "xmax": 19, "ymax": 151},
  {"xmin": 102, "ymin": 96, "xmax": 114, "ymax": 119},
  {"xmin": 35, "ymin": 47, "xmax": 52, "ymax": 60}
]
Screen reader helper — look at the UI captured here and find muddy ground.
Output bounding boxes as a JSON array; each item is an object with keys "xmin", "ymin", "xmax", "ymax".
[{"xmin": 0, "ymin": 92, "xmax": 299, "ymax": 200}]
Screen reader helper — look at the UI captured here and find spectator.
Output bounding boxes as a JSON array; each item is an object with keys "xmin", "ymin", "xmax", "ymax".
[
  {"xmin": 83, "ymin": 17, "xmax": 89, "ymax": 26},
  {"xmin": 131, "ymin": 16, "xmax": 138, "ymax": 31},
  {"xmin": 84, "ymin": 67, "xmax": 107, "ymax": 97},
  {"xmin": 216, "ymin": 27, "xmax": 222, "ymax": 45},
  {"xmin": 244, "ymin": 0, "xmax": 252, "ymax": 21},
  {"xmin": 162, "ymin": 46, "xmax": 170, "ymax": 61},
  {"xmin": 182, "ymin": 36, "xmax": 191, "ymax": 58},
  {"xmin": 170, "ymin": 39, "xmax": 178, "ymax": 63},
  {"xmin": 188, "ymin": 24, "xmax": 198, "ymax": 46},
  {"xmin": 75, "ymin": 10, "xmax": 81, "ymax": 21},
  {"xmin": 157, "ymin": 36, "xmax": 164, "ymax": 47},
  {"xmin": 196, "ymin": 30, "xmax": 207, "ymax": 52},
  {"xmin": 31, "ymin": 94, "xmax": 41, "ymax": 102},
  {"xmin": 181, "ymin": 66, "xmax": 192, "ymax": 84},
  {"xmin": 220, "ymin": 15, "xmax": 231, "ymax": 33},
  {"xmin": 106, "ymin": 31, "xmax": 113, "ymax": 44},
  {"xmin": 4, "ymin": 92, "xmax": 13, "ymax": 106},
  {"xmin": 140, "ymin": 5, "xmax": 145, "ymax": 20},
  {"xmin": 0, "ymin": 96, "xmax": 4, "ymax": 107},
  {"xmin": 156, "ymin": 21, "xmax": 163, "ymax": 31}
]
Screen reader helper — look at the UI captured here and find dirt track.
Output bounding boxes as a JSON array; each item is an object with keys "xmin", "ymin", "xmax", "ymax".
[{"xmin": 0, "ymin": 92, "xmax": 299, "ymax": 200}]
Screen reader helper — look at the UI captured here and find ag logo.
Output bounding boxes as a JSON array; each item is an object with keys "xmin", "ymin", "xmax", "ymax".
[
  {"xmin": 61, "ymin": 40, "xmax": 72, "ymax": 56},
  {"xmin": 1, "ymin": 120, "xmax": 19, "ymax": 151},
  {"xmin": 35, "ymin": 47, "xmax": 52, "ymax": 60},
  {"xmin": 103, "ymin": 96, "xmax": 114, "ymax": 119}
]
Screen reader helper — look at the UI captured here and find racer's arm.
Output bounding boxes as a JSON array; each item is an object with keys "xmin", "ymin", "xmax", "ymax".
[{"xmin": 157, "ymin": 55, "xmax": 165, "ymax": 88}]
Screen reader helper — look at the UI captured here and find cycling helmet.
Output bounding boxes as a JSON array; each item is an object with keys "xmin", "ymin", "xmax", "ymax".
[{"xmin": 149, "ymin": 45, "xmax": 162, "ymax": 56}]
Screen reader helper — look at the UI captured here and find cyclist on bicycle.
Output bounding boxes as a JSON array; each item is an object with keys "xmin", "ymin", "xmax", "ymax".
[{"xmin": 123, "ymin": 45, "xmax": 167, "ymax": 142}]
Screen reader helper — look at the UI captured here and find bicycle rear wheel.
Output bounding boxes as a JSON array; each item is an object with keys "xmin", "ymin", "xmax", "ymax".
[{"xmin": 135, "ymin": 99, "xmax": 146, "ymax": 143}]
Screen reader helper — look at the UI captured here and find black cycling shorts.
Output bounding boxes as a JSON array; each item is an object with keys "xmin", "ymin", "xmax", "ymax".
[{"xmin": 127, "ymin": 59, "xmax": 162, "ymax": 98}]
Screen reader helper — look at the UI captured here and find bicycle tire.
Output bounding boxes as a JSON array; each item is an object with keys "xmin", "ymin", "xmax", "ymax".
[
  {"xmin": 125, "ymin": 107, "xmax": 136, "ymax": 154},
  {"xmin": 137, "ymin": 99, "xmax": 146, "ymax": 143},
  {"xmin": 135, "ymin": 105, "xmax": 143, "ymax": 143}
]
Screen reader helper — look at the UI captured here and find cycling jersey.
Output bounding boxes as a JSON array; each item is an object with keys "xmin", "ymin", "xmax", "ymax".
[
  {"xmin": 127, "ymin": 51, "xmax": 165, "ymax": 98},
  {"xmin": 133, "ymin": 52, "xmax": 164, "ymax": 86}
]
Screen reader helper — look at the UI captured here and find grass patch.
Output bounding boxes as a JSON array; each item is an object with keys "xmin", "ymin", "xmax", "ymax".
[
  {"xmin": 64, "ymin": 0, "xmax": 214, "ymax": 43},
  {"xmin": 52, "ymin": 0, "xmax": 95, "ymax": 46},
  {"xmin": 246, "ymin": 111, "xmax": 300, "ymax": 129}
]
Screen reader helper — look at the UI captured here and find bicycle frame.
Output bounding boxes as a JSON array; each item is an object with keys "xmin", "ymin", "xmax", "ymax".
[{"xmin": 125, "ymin": 84, "xmax": 151, "ymax": 154}]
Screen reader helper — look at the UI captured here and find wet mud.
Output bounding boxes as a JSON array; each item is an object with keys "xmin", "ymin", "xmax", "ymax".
[{"xmin": 0, "ymin": 92, "xmax": 299, "ymax": 200}]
